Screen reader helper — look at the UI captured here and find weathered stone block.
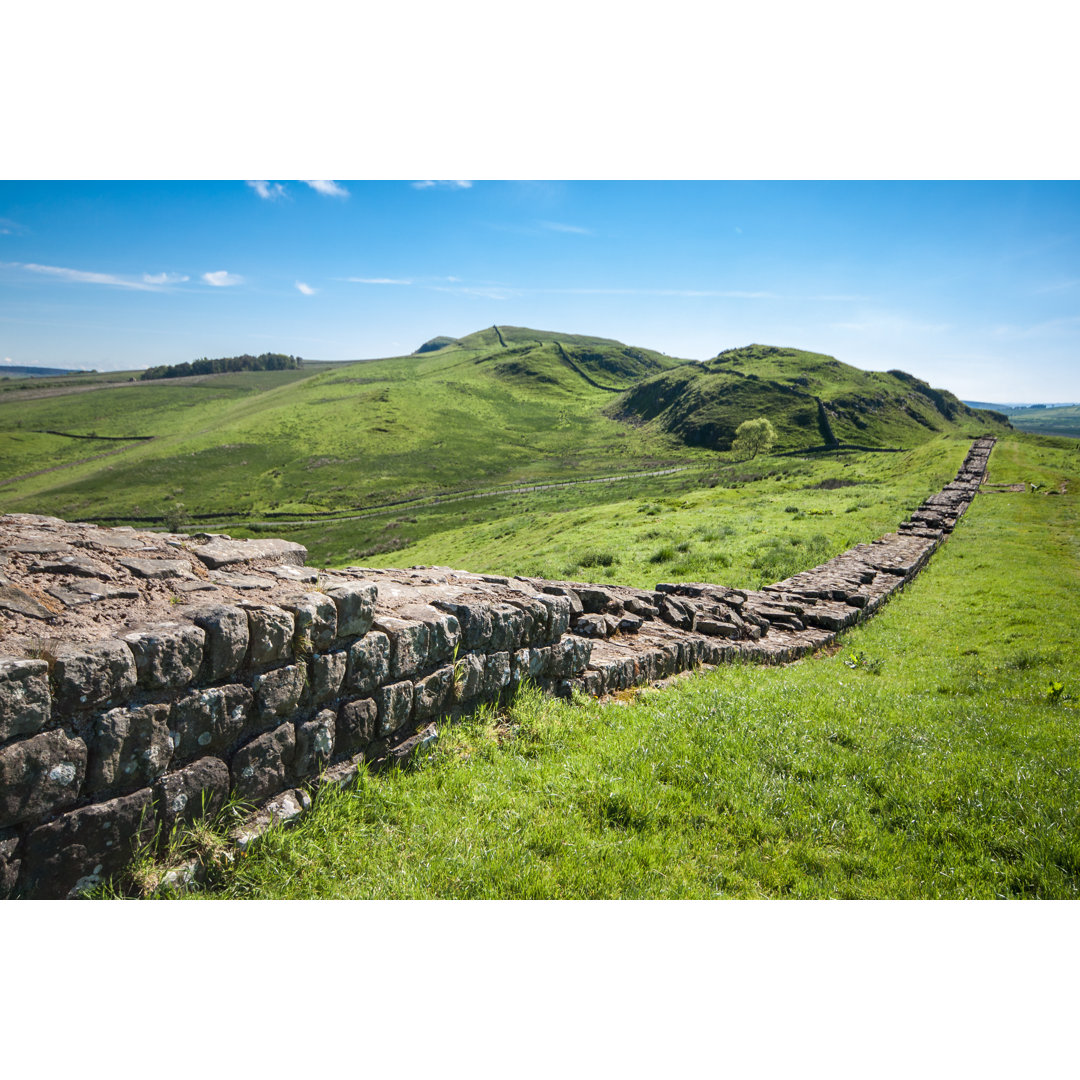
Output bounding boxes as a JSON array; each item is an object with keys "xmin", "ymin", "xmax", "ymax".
[
  {"xmin": 0, "ymin": 729, "xmax": 87, "ymax": 829},
  {"xmin": 310, "ymin": 651, "xmax": 347, "ymax": 705},
  {"xmin": 414, "ymin": 665, "xmax": 454, "ymax": 720},
  {"xmin": 153, "ymin": 757, "xmax": 231, "ymax": 836},
  {"xmin": 231, "ymin": 723, "xmax": 296, "ymax": 804},
  {"xmin": 295, "ymin": 709, "xmax": 336, "ymax": 777},
  {"xmin": 0, "ymin": 829, "xmax": 20, "ymax": 898},
  {"xmin": 346, "ymin": 631, "xmax": 390, "ymax": 696},
  {"xmin": 373, "ymin": 617, "xmax": 431, "ymax": 681},
  {"xmin": 87, "ymin": 702, "xmax": 173, "ymax": 795},
  {"xmin": 506, "ymin": 596, "xmax": 551, "ymax": 646},
  {"xmin": 20, "ymin": 787, "xmax": 155, "ymax": 899},
  {"xmin": 50, "ymin": 639, "xmax": 136, "ymax": 716},
  {"xmin": 398, "ymin": 605, "xmax": 460, "ymax": 664},
  {"xmin": 169, "ymin": 683, "xmax": 252, "ymax": 760},
  {"xmin": 375, "ymin": 680, "xmax": 414, "ymax": 737},
  {"xmin": 184, "ymin": 603, "xmax": 249, "ymax": 680},
  {"xmin": 282, "ymin": 593, "xmax": 337, "ymax": 653},
  {"xmin": 575, "ymin": 586, "xmax": 625, "ymax": 616},
  {"xmin": 453, "ymin": 653, "xmax": 485, "ymax": 703},
  {"xmin": 511, "ymin": 647, "xmax": 545, "ymax": 685},
  {"xmin": 253, "ymin": 664, "xmax": 306, "ymax": 724},
  {"xmin": 0, "ymin": 658, "xmax": 51, "ymax": 743},
  {"xmin": 243, "ymin": 603, "xmax": 295, "ymax": 666},
  {"xmin": 531, "ymin": 593, "xmax": 571, "ymax": 641},
  {"xmin": 483, "ymin": 652, "xmax": 511, "ymax": 697},
  {"xmin": 193, "ymin": 536, "xmax": 308, "ymax": 570},
  {"xmin": 337, "ymin": 697, "xmax": 378, "ymax": 758},
  {"xmin": 433, "ymin": 599, "xmax": 493, "ymax": 651},
  {"xmin": 123, "ymin": 622, "xmax": 205, "ymax": 690},
  {"xmin": 326, "ymin": 581, "xmax": 377, "ymax": 639}
]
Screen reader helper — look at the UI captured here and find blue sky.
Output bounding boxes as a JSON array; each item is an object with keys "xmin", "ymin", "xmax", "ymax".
[{"xmin": 1, "ymin": 180, "xmax": 1077, "ymax": 401}]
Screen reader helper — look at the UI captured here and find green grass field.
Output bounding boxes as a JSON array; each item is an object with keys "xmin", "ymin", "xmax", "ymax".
[{"xmin": 99, "ymin": 432, "xmax": 1079, "ymax": 900}]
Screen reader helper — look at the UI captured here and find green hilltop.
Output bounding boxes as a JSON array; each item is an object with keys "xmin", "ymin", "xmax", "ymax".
[{"xmin": 0, "ymin": 328, "xmax": 1009, "ymax": 532}]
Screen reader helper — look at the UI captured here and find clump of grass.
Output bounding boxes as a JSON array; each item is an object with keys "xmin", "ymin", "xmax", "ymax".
[
  {"xmin": 649, "ymin": 545, "xmax": 676, "ymax": 564},
  {"xmin": 579, "ymin": 549, "xmax": 617, "ymax": 568}
]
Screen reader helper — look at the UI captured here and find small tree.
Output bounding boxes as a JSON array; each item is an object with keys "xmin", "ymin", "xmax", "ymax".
[{"xmin": 731, "ymin": 417, "xmax": 777, "ymax": 460}]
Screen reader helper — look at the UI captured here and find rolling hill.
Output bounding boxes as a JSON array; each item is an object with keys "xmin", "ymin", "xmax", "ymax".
[
  {"xmin": 0, "ymin": 329, "xmax": 1010, "ymax": 534},
  {"xmin": 618, "ymin": 344, "xmax": 1009, "ymax": 451}
]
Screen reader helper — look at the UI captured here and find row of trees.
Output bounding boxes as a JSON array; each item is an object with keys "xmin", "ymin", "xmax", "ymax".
[{"xmin": 140, "ymin": 353, "xmax": 302, "ymax": 381}]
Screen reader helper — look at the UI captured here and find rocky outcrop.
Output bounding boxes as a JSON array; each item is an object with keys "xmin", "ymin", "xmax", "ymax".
[{"xmin": 0, "ymin": 437, "xmax": 995, "ymax": 898}]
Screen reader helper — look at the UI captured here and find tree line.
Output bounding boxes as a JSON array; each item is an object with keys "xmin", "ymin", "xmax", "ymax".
[{"xmin": 140, "ymin": 353, "xmax": 302, "ymax": 380}]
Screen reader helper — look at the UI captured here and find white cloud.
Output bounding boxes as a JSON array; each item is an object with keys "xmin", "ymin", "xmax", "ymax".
[
  {"xmin": 202, "ymin": 270, "xmax": 243, "ymax": 287},
  {"xmin": 302, "ymin": 180, "xmax": 349, "ymax": 198},
  {"xmin": 3, "ymin": 357, "xmax": 12, "ymax": 365},
  {"xmin": 142, "ymin": 272, "xmax": 189, "ymax": 285},
  {"xmin": 9, "ymin": 261, "xmax": 162, "ymax": 290},
  {"xmin": 345, "ymin": 277, "xmax": 413, "ymax": 285},
  {"xmin": 539, "ymin": 221, "xmax": 592, "ymax": 235},
  {"xmin": 247, "ymin": 180, "xmax": 287, "ymax": 200},
  {"xmin": 411, "ymin": 180, "xmax": 473, "ymax": 190},
  {"xmin": 295, "ymin": 281, "xmax": 316, "ymax": 295}
]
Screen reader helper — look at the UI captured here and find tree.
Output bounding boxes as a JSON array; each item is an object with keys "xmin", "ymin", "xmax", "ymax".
[{"xmin": 731, "ymin": 417, "xmax": 777, "ymax": 460}]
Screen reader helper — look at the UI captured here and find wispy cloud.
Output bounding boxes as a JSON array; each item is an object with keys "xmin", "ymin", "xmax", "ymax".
[
  {"xmin": 142, "ymin": 272, "xmax": 189, "ymax": 285},
  {"xmin": 3, "ymin": 357, "xmax": 13, "ymax": 365},
  {"xmin": 344, "ymin": 277, "xmax": 413, "ymax": 285},
  {"xmin": 539, "ymin": 221, "xmax": 592, "ymax": 235},
  {"xmin": 202, "ymin": 270, "xmax": 243, "ymax": 287},
  {"xmin": 432, "ymin": 284, "xmax": 519, "ymax": 301},
  {"xmin": 247, "ymin": 180, "xmax": 287, "ymax": 201},
  {"xmin": 411, "ymin": 180, "xmax": 473, "ymax": 191},
  {"xmin": 7, "ymin": 261, "xmax": 165, "ymax": 291},
  {"xmin": 302, "ymin": 180, "xmax": 349, "ymax": 198},
  {"xmin": 0, "ymin": 218, "xmax": 26, "ymax": 236},
  {"xmin": 539, "ymin": 287, "xmax": 777, "ymax": 299},
  {"xmin": 295, "ymin": 281, "xmax": 316, "ymax": 296}
]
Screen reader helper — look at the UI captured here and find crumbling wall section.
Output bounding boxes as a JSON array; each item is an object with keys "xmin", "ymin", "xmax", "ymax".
[{"xmin": 0, "ymin": 437, "xmax": 994, "ymax": 898}]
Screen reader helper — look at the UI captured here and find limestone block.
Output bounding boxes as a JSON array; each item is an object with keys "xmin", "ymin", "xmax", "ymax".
[
  {"xmin": 192, "ymin": 536, "xmax": 308, "ymax": 569},
  {"xmin": 184, "ymin": 603, "xmax": 250, "ymax": 680},
  {"xmin": 243, "ymin": 603, "xmax": 295, "ymax": 666},
  {"xmin": 153, "ymin": 757, "xmax": 231, "ymax": 835},
  {"xmin": 397, "ymin": 605, "xmax": 461, "ymax": 664},
  {"xmin": 20, "ymin": 787, "xmax": 155, "ymax": 899},
  {"xmin": 50, "ymin": 640, "xmax": 136, "ymax": 715},
  {"xmin": 169, "ymin": 683, "xmax": 252, "ymax": 760},
  {"xmin": 117, "ymin": 557, "xmax": 193, "ymax": 579},
  {"xmin": 531, "ymin": 593, "xmax": 571, "ymax": 641},
  {"xmin": 483, "ymin": 652, "xmax": 511, "ymax": 696},
  {"xmin": 511, "ymin": 648, "xmax": 544, "ymax": 685},
  {"xmin": 87, "ymin": 702, "xmax": 173, "ymax": 795},
  {"xmin": 310, "ymin": 651, "xmax": 347, "ymax": 705},
  {"xmin": 373, "ymin": 617, "xmax": 431, "ymax": 681},
  {"xmin": 326, "ymin": 581, "xmax": 377, "ymax": 639},
  {"xmin": 123, "ymin": 622, "xmax": 205, "ymax": 690},
  {"xmin": 282, "ymin": 593, "xmax": 337, "ymax": 653},
  {"xmin": 346, "ymin": 631, "xmax": 390, "ymax": 696},
  {"xmin": 375, "ymin": 680, "xmax": 414, "ymax": 737},
  {"xmin": 433, "ymin": 599, "xmax": 494, "ymax": 651},
  {"xmin": 0, "ymin": 658, "xmax": 51, "ymax": 743},
  {"xmin": 414, "ymin": 665, "xmax": 454, "ymax": 720},
  {"xmin": 253, "ymin": 664, "xmax": 306, "ymax": 724},
  {"xmin": 337, "ymin": 697, "xmax": 378, "ymax": 758},
  {"xmin": 452, "ymin": 653, "xmax": 485, "ymax": 704},
  {"xmin": 231, "ymin": 723, "xmax": 296, "ymax": 804},
  {"xmin": 0, "ymin": 729, "xmax": 88, "ymax": 829},
  {"xmin": 295, "ymin": 709, "xmax": 336, "ymax": 778},
  {"xmin": 0, "ymin": 830, "xmax": 20, "ymax": 898}
]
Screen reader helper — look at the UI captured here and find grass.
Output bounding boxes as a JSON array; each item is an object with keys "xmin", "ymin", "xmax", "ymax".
[{"xmin": 104, "ymin": 432, "xmax": 1078, "ymax": 900}]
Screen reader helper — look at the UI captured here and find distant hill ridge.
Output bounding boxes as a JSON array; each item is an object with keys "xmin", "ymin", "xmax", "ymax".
[{"xmin": 416, "ymin": 329, "xmax": 1010, "ymax": 451}]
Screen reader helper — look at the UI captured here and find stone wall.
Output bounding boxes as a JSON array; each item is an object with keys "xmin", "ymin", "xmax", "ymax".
[{"xmin": 0, "ymin": 437, "xmax": 995, "ymax": 898}]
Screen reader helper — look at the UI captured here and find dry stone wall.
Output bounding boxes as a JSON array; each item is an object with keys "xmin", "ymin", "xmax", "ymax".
[{"xmin": 0, "ymin": 437, "xmax": 995, "ymax": 898}]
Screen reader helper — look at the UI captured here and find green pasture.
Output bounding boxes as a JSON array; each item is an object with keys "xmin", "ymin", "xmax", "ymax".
[{"xmin": 98, "ymin": 433, "xmax": 1079, "ymax": 899}]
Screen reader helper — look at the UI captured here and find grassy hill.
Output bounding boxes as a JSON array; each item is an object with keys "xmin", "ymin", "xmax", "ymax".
[
  {"xmin": 0, "ymin": 330, "xmax": 1010, "ymax": 555},
  {"xmin": 970, "ymin": 403, "xmax": 1080, "ymax": 440},
  {"xmin": 619, "ymin": 344, "xmax": 1009, "ymax": 452}
]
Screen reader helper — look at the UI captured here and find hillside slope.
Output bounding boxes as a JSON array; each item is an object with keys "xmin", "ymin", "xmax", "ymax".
[{"xmin": 618, "ymin": 344, "xmax": 1009, "ymax": 451}]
